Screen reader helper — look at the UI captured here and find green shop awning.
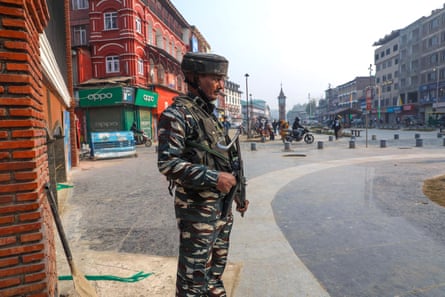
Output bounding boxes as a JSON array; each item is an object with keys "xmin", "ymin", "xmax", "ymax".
[
  {"xmin": 79, "ymin": 87, "xmax": 134, "ymax": 107},
  {"xmin": 134, "ymin": 88, "xmax": 158, "ymax": 108}
]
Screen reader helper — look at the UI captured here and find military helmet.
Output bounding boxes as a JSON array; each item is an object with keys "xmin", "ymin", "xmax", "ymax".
[{"xmin": 181, "ymin": 52, "xmax": 228, "ymax": 77}]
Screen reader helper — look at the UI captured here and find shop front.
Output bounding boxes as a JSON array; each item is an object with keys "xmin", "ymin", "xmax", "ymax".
[
  {"xmin": 134, "ymin": 88, "xmax": 159, "ymax": 139},
  {"xmin": 78, "ymin": 86, "xmax": 135, "ymax": 144},
  {"xmin": 151, "ymin": 86, "xmax": 181, "ymax": 141}
]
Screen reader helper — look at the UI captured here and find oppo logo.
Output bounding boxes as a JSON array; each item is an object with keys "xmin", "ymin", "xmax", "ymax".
[
  {"xmin": 143, "ymin": 94, "xmax": 155, "ymax": 102},
  {"xmin": 87, "ymin": 93, "xmax": 113, "ymax": 101}
]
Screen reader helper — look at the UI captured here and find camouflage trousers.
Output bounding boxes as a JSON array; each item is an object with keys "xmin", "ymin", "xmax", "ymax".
[{"xmin": 176, "ymin": 215, "xmax": 234, "ymax": 297}]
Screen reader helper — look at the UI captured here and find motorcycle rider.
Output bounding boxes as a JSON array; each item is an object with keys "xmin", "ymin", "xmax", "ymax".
[
  {"xmin": 130, "ymin": 121, "xmax": 145, "ymax": 144},
  {"xmin": 292, "ymin": 116, "xmax": 304, "ymax": 140}
]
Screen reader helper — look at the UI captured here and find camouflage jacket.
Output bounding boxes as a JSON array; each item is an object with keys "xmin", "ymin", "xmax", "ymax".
[{"xmin": 157, "ymin": 95, "xmax": 233, "ymax": 222}]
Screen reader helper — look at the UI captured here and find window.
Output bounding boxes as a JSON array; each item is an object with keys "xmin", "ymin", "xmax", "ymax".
[
  {"xmin": 136, "ymin": 18, "xmax": 142, "ymax": 34},
  {"xmin": 156, "ymin": 30, "xmax": 163, "ymax": 49},
  {"xmin": 431, "ymin": 17, "xmax": 440, "ymax": 30},
  {"xmin": 393, "ymin": 44, "xmax": 398, "ymax": 52},
  {"xmin": 138, "ymin": 59, "xmax": 144, "ymax": 75},
  {"xmin": 72, "ymin": 0, "xmax": 88, "ymax": 10},
  {"xmin": 106, "ymin": 56, "xmax": 119, "ymax": 73},
  {"xmin": 104, "ymin": 12, "xmax": 118, "ymax": 30},
  {"xmin": 147, "ymin": 23, "xmax": 153, "ymax": 45},
  {"xmin": 73, "ymin": 25, "xmax": 87, "ymax": 46}
]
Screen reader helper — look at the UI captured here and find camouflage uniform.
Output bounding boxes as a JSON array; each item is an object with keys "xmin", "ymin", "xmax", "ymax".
[{"xmin": 158, "ymin": 94, "xmax": 235, "ymax": 297}]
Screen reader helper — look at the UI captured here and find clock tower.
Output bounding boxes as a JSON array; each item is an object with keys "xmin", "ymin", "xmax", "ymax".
[{"xmin": 278, "ymin": 84, "xmax": 286, "ymax": 121}]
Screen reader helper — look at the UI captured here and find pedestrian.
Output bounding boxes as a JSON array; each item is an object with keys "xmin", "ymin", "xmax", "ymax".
[
  {"xmin": 332, "ymin": 115, "xmax": 342, "ymax": 140},
  {"xmin": 268, "ymin": 122, "xmax": 275, "ymax": 140},
  {"xmin": 222, "ymin": 116, "xmax": 231, "ymax": 136},
  {"xmin": 272, "ymin": 119, "xmax": 278, "ymax": 135},
  {"xmin": 157, "ymin": 52, "xmax": 249, "ymax": 297},
  {"xmin": 279, "ymin": 119, "xmax": 289, "ymax": 141}
]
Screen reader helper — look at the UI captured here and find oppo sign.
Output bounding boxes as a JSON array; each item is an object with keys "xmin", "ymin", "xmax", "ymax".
[
  {"xmin": 87, "ymin": 93, "xmax": 113, "ymax": 101},
  {"xmin": 143, "ymin": 94, "xmax": 155, "ymax": 102}
]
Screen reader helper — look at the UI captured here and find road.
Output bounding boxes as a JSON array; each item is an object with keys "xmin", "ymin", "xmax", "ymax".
[{"xmin": 58, "ymin": 128, "xmax": 445, "ymax": 297}]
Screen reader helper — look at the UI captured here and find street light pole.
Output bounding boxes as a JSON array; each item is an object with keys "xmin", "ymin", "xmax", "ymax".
[
  {"xmin": 366, "ymin": 63, "xmax": 373, "ymax": 148},
  {"xmin": 377, "ymin": 84, "xmax": 381, "ymax": 124},
  {"xmin": 244, "ymin": 73, "xmax": 250, "ymax": 137},
  {"xmin": 435, "ymin": 67, "xmax": 440, "ymax": 110}
]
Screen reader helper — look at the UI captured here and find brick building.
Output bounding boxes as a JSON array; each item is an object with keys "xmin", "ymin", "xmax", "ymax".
[{"xmin": 0, "ymin": 0, "xmax": 76, "ymax": 296}]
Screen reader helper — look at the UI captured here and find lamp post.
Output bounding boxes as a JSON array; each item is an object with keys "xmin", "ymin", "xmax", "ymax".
[
  {"xmin": 434, "ymin": 67, "xmax": 440, "ymax": 110},
  {"xmin": 244, "ymin": 73, "xmax": 250, "ymax": 137},
  {"xmin": 377, "ymin": 84, "xmax": 381, "ymax": 124},
  {"xmin": 366, "ymin": 64, "xmax": 373, "ymax": 148}
]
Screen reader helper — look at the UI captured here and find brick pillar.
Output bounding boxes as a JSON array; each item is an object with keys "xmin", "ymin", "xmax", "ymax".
[{"xmin": 0, "ymin": 1, "xmax": 55, "ymax": 297}]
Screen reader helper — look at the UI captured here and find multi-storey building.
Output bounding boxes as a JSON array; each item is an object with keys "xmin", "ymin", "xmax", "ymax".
[
  {"xmin": 374, "ymin": 30, "xmax": 402, "ymax": 124},
  {"xmin": 333, "ymin": 77, "xmax": 374, "ymax": 123},
  {"xmin": 70, "ymin": 0, "xmax": 198, "ymax": 143},
  {"xmin": 418, "ymin": 7, "xmax": 445, "ymax": 119},
  {"xmin": 222, "ymin": 80, "xmax": 243, "ymax": 126},
  {"xmin": 323, "ymin": 4, "xmax": 445, "ymax": 126},
  {"xmin": 399, "ymin": 19, "xmax": 423, "ymax": 108},
  {"xmin": 374, "ymin": 4, "xmax": 445, "ymax": 125}
]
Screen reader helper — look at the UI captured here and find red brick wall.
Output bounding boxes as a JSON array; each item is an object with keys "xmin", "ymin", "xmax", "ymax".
[{"xmin": 0, "ymin": 1, "xmax": 55, "ymax": 296}]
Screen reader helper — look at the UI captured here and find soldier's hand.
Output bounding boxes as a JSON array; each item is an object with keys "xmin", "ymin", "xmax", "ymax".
[
  {"xmin": 216, "ymin": 172, "xmax": 236, "ymax": 194},
  {"xmin": 236, "ymin": 199, "xmax": 249, "ymax": 215}
]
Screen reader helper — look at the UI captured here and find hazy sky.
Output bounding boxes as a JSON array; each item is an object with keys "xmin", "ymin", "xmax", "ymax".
[{"xmin": 171, "ymin": 1, "xmax": 445, "ymax": 109}]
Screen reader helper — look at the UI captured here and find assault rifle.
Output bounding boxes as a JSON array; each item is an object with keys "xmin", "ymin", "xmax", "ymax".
[{"xmin": 217, "ymin": 129, "xmax": 247, "ymax": 217}]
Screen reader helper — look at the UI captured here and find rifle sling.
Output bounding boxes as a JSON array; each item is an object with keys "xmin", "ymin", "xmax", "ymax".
[{"xmin": 185, "ymin": 140, "xmax": 230, "ymax": 163}]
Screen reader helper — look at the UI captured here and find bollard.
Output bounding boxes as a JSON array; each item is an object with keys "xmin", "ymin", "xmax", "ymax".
[
  {"xmin": 317, "ymin": 141, "xmax": 323, "ymax": 149},
  {"xmin": 328, "ymin": 135, "xmax": 333, "ymax": 142},
  {"xmin": 261, "ymin": 136, "xmax": 266, "ymax": 143},
  {"xmin": 416, "ymin": 138, "xmax": 423, "ymax": 147},
  {"xmin": 415, "ymin": 133, "xmax": 420, "ymax": 139},
  {"xmin": 380, "ymin": 139, "xmax": 386, "ymax": 148},
  {"xmin": 394, "ymin": 134, "xmax": 399, "ymax": 140},
  {"xmin": 443, "ymin": 138, "xmax": 445, "ymax": 146},
  {"xmin": 371, "ymin": 135, "xmax": 376, "ymax": 141},
  {"xmin": 251, "ymin": 142, "xmax": 257, "ymax": 151},
  {"xmin": 349, "ymin": 140, "xmax": 355, "ymax": 149},
  {"xmin": 284, "ymin": 142, "xmax": 291, "ymax": 151}
]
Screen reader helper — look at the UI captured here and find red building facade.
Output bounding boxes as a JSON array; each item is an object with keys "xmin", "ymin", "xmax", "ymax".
[{"xmin": 70, "ymin": 0, "xmax": 203, "ymax": 143}]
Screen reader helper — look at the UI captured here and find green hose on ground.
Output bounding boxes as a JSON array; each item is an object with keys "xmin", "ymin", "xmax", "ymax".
[{"xmin": 58, "ymin": 271, "xmax": 153, "ymax": 282}]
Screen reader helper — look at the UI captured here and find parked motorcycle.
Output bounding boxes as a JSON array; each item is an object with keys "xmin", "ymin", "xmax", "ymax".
[
  {"xmin": 283, "ymin": 127, "xmax": 314, "ymax": 144},
  {"xmin": 133, "ymin": 131, "xmax": 152, "ymax": 147}
]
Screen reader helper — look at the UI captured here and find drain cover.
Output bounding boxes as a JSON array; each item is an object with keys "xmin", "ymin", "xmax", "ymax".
[{"xmin": 282, "ymin": 153, "xmax": 307, "ymax": 157}]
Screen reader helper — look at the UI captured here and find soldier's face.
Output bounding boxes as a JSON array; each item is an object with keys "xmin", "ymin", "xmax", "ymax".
[{"xmin": 198, "ymin": 74, "xmax": 225, "ymax": 101}]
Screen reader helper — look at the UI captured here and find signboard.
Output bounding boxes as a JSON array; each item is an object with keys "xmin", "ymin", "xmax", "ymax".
[
  {"xmin": 366, "ymin": 89, "xmax": 372, "ymax": 110},
  {"xmin": 134, "ymin": 88, "xmax": 158, "ymax": 107},
  {"xmin": 79, "ymin": 87, "xmax": 131, "ymax": 107},
  {"xmin": 90, "ymin": 131, "xmax": 136, "ymax": 159}
]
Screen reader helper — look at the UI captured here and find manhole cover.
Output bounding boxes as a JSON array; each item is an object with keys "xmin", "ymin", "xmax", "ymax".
[{"xmin": 282, "ymin": 153, "xmax": 307, "ymax": 157}]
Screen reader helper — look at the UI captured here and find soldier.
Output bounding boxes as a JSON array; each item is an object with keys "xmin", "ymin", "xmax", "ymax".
[{"xmin": 157, "ymin": 52, "xmax": 249, "ymax": 297}]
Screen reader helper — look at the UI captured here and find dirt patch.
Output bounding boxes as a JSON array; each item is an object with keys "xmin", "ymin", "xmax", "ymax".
[{"xmin": 423, "ymin": 175, "xmax": 445, "ymax": 206}]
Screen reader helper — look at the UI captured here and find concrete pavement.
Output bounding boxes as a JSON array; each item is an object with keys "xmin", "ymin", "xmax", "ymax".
[{"xmin": 56, "ymin": 128, "xmax": 445, "ymax": 297}]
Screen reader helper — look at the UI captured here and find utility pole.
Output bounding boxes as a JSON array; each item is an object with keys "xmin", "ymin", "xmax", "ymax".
[
  {"xmin": 244, "ymin": 73, "xmax": 250, "ymax": 138},
  {"xmin": 366, "ymin": 64, "xmax": 373, "ymax": 148}
]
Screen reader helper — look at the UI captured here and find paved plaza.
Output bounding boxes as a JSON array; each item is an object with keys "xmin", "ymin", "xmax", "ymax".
[{"xmin": 57, "ymin": 128, "xmax": 445, "ymax": 297}]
